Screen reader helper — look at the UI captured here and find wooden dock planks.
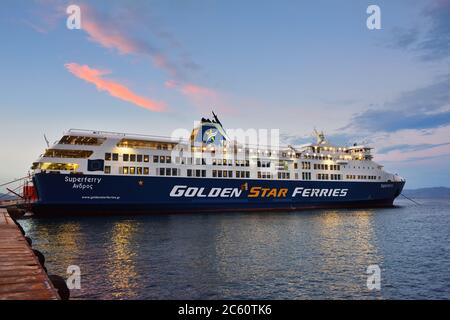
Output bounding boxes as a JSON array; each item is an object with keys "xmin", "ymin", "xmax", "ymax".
[{"xmin": 0, "ymin": 208, "xmax": 60, "ymax": 300}]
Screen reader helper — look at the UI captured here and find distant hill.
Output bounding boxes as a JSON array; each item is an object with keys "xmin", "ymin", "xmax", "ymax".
[
  {"xmin": 0, "ymin": 193, "xmax": 17, "ymax": 201},
  {"xmin": 402, "ymin": 187, "xmax": 450, "ymax": 199}
]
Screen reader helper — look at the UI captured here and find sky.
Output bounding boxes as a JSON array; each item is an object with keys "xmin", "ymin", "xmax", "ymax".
[{"xmin": 0, "ymin": 0, "xmax": 449, "ymax": 189}]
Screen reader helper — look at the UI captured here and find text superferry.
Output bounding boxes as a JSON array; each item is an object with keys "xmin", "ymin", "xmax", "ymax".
[{"xmin": 29, "ymin": 113, "xmax": 405, "ymax": 215}]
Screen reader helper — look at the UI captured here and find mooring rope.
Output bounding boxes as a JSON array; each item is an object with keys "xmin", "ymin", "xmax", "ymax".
[
  {"xmin": 400, "ymin": 193, "xmax": 421, "ymax": 205},
  {"xmin": 0, "ymin": 176, "xmax": 29, "ymax": 188}
]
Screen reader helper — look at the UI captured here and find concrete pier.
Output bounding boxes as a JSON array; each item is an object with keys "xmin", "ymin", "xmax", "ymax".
[{"xmin": 0, "ymin": 208, "xmax": 59, "ymax": 300}]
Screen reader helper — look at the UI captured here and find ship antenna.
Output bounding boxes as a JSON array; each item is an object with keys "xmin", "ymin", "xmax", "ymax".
[
  {"xmin": 212, "ymin": 110, "xmax": 222, "ymax": 126},
  {"xmin": 43, "ymin": 134, "xmax": 50, "ymax": 148}
]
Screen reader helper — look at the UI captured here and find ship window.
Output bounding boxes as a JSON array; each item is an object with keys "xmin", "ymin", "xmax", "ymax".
[
  {"xmin": 218, "ymin": 170, "xmax": 222, "ymax": 178},
  {"xmin": 123, "ymin": 167, "xmax": 129, "ymax": 174},
  {"xmin": 137, "ymin": 154, "xmax": 142, "ymax": 162},
  {"xmin": 117, "ymin": 139, "xmax": 175, "ymax": 150},
  {"xmin": 143, "ymin": 155, "xmax": 149, "ymax": 162},
  {"xmin": 137, "ymin": 167, "xmax": 142, "ymax": 175},
  {"xmin": 223, "ymin": 171, "xmax": 228, "ymax": 178},
  {"xmin": 195, "ymin": 169, "xmax": 201, "ymax": 177},
  {"xmin": 159, "ymin": 168, "xmax": 165, "ymax": 176},
  {"xmin": 112, "ymin": 153, "xmax": 119, "ymax": 161},
  {"xmin": 36, "ymin": 162, "xmax": 79, "ymax": 171},
  {"xmin": 144, "ymin": 167, "xmax": 149, "ymax": 175},
  {"xmin": 43, "ymin": 149, "xmax": 93, "ymax": 159},
  {"xmin": 130, "ymin": 154, "xmax": 136, "ymax": 162},
  {"xmin": 166, "ymin": 156, "xmax": 172, "ymax": 164},
  {"xmin": 213, "ymin": 170, "xmax": 217, "ymax": 177},
  {"xmin": 187, "ymin": 169, "xmax": 192, "ymax": 177},
  {"xmin": 123, "ymin": 154, "xmax": 129, "ymax": 162},
  {"xmin": 166, "ymin": 168, "xmax": 171, "ymax": 176},
  {"xmin": 236, "ymin": 171, "xmax": 240, "ymax": 178},
  {"xmin": 105, "ymin": 153, "xmax": 112, "ymax": 161},
  {"xmin": 104, "ymin": 166, "xmax": 111, "ymax": 174},
  {"xmin": 59, "ymin": 135, "xmax": 105, "ymax": 146},
  {"xmin": 160, "ymin": 156, "xmax": 165, "ymax": 163},
  {"xmin": 172, "ymin": 168, "xmax": 178, "ymax": 176},
  {"xmin": 153, "ymin": 156, "xmax": 159, "ymax": 163}
]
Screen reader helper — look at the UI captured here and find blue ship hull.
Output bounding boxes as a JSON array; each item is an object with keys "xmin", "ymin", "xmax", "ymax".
[{"xmin": 31, "ymin": 173, "xmax": 405, "ymax": 215}]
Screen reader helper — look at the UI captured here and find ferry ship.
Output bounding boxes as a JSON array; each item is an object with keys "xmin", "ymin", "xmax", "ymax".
[{"xmin": 29, "ymin": 113, "xmax": 405, "ymax": 215}]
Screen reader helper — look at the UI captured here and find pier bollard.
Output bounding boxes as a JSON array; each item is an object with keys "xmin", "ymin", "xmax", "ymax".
[
  {"xmin": 48, "ymin": 275, "xmax": 71, "ymax": 300},
  {"xmin": 33, "ymin": 249, "xmax": 45, "ymax": 266},
  {"xmin": 16, "ymin": 221, "xmax": 25, "ymax": 235},
  {"xmin": 25, "ymin": 236, "xmax": 32, "ymax": 246},
  {"xmin": 11, "ymin": 216, "xmax": 68, "ymax": 300}
]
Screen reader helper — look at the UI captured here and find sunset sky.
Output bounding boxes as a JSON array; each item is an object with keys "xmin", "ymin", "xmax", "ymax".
[{"xmin": 1, "ymin": 0, "xmax": 449, "ymax": 189}]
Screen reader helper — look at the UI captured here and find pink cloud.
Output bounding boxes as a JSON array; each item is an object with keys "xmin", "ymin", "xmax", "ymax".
[
  {"xmin": 82, "ymin": 17, "xmax": 138, "ymax": 55},
  {"xmin": 65, "ymin": 63, "xmax": 166, "ymax": 112},
  {"xmin": 164, "ymin": 79, "xmax": 223, "ymax": 108},
  {"xmin": 180, "ymin": 84, "xmax": 217, "ymax": 99},
  {"xmin": 80, "ymin": 4, "xmax": 180, "ymax": 78},
  {"xmin": 164, "ymin": 80, "xmax": 237, "ymax": 114}
]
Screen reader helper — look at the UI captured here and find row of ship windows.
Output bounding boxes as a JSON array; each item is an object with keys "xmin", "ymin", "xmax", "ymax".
[
  {"xmin": 106, "ymin": 153, "xmax": 252, "ymax": 167},
  {"xmin": 212, "ymin": 170, "xmax": 251, "ymax": 178},
  {"xmin": 105, "ymin": 153, "xmax": 150, "ymax": 162},
  {"xmin": 317, "ymin": 174, "xmax": 342, "ymax": 180},
  {"xmin": 103, "ymin": 166, "xmax": 379, "ymax": 181},
  {"xmin": 346, "ymin": 175, "xmax": 380, "ymax": 180},
  {"xmin": 312, "ymin": 164, "xmax": 341, "ymax": 171},
  {"xmin": 105, "ymin": 153, "xmax": 346, "ymax": 172}
]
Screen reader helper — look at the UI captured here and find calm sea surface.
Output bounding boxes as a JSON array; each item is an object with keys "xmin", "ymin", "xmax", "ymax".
[{"xmin": 19, "ymin": 198, "xmax": 450, "ymax": 299}]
